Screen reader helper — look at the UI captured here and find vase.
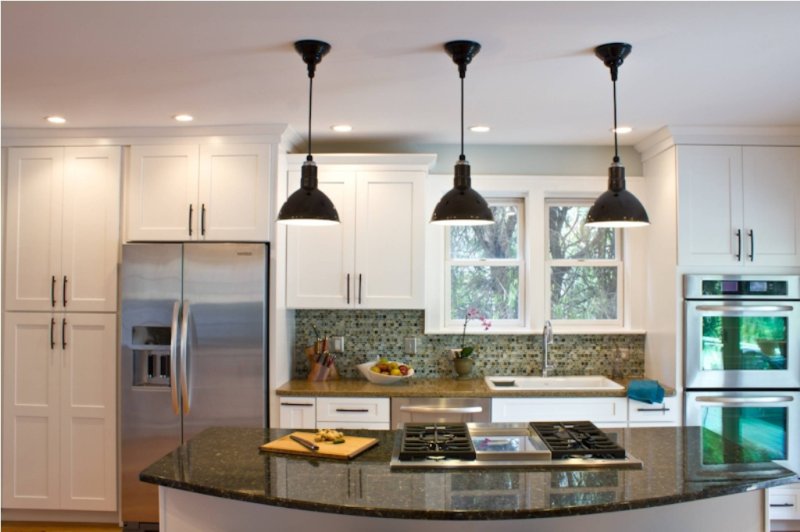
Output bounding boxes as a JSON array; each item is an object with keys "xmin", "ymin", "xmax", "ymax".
[{"xmin": 453, "ymin": 357, "xmax": 474, "ymax": 379}]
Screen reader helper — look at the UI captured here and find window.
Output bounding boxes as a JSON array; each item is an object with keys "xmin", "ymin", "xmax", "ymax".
[
  {"xmin": 546, "ymin": 201, "xmax": 622, "ymax": 325},
  {"xmin": 445, "ymin": 199, "xmax": 524, "ymax": 327}
]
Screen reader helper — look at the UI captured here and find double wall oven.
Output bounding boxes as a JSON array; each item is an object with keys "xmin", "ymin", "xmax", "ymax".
[{"xmin": 684, "ymin": 275, "xmax": 800, "ymax": 477}]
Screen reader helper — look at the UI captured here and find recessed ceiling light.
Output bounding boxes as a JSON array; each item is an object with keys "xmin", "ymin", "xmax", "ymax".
[
  {"xmin": 45, "ymin": 116, "xmax": 66, "ymax": 124},
  {"xmin": 173, "ymin": 114, "xmax": 194, "ymax": 122},
  {"xmin": 331, "ymin": 124, "xmax": 352, "ymax": 133},
  {"xmin": 469, "ymin": 125, "xmax": 490, "ymax": 133},
  {"xmin": 611, "ymin": 126, "xmax": 632, "ymax": 134}
]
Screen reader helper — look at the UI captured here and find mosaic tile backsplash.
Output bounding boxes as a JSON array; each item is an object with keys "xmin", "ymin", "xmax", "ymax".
[{"xmin": 293, "ymin": 310, "xmax": 645, "ymax": 380}]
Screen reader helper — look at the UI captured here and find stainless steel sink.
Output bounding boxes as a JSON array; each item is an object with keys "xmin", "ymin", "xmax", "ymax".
[{"xmin": 484, "ymin": 375, "xmax": 624, "ymax": 391}]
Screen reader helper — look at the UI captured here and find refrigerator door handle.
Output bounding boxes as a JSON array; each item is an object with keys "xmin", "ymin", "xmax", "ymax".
[
  {"xmin": 180, "ymin": 300, "xmax": 192, "ymax": 415},
  {"xmin": 169, "ymin": 301, "xmax": 181, "ymax": 415}
]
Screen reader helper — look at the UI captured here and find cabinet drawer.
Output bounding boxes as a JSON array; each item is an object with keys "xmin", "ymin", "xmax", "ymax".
[
  {"xmin": 317, "ymin": 421, "xmax": 391, "ymax": 430},
  {"xmin": 492, "ymin": 397, "xmax": 627, "ymax": 424},
  {"xmin": 770, "ymin": 485, "xmax": 800, "ymax": 520},
  {"xmin": 278, "ymin": 397, "xmax": 316, "ymax": 429},
  {"xmin": 316, "ymin": 397, "xmax": 390, "ymax": 424},
  {"xmin": 628, "ymin": 396, "xmax": 679, "ymax": 425}
]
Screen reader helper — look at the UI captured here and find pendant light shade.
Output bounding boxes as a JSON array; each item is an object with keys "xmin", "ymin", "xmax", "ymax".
[
  {"xmin": 277, "ymin": 40, "xmax": 340, "ymax": 226},
  {"xmin": 586, "ymin": 42, "xmax": 649, "ymax": 228},
  {"xmin": 430, "ymin": 40, "xmax": 494, "ymax": 226}
]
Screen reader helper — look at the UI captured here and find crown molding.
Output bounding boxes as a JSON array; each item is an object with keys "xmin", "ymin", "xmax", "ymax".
[{"xmin": 636, "ymin": 126, "xmax": 800, "ymax": 161}]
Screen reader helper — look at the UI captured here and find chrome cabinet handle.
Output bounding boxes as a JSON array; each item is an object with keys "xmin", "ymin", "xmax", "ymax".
[
  {"xmin": 169, "ymin": 301, "xmax": 181, "ymax": 415},
  {"xmin": 188, "ymin": 204, "xmax": 194, "ymax": 236},
  {"xmin": 695, "ymin": 304, "xmax": 794, "ymax": 313},
  {"xmin": 62, "ymin": 276, "xmax": 68, "ymax": 307},
  {"xmin": 748, "ymin": 229, "xmax": 754, "ymax": 261},
  {"xmin": 51, "ymin": 276, "xmax": 57, "ymax": 307},
  {"xmin": 735, "ymin": 229, "xmax": 742, "ymax": 261},
  {"xmin": 399, "ymin": 406, "xmax": 484, "ymax": 414},
  {"xmin": 696, "ymin": 396, "xmax": 794, "ymax": 405},
  {"xmin": 50, "ymin": 318, "xmax": 56, "ymax": 350},
  {"xmin": 346, "ymin": 274, "xmax": 351, "ymax": 304},
  {"xmin": 201, "ymin": 204, "xmax": 206, "ymax": 236}
]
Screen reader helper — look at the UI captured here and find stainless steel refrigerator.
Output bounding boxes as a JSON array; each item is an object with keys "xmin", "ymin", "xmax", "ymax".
[{"xmin": 120, "ymin": 243, "xmax": 268, "ymax": 527}]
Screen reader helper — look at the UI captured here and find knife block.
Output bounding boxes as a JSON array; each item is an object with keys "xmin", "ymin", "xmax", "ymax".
[{"xmin": 305, "ymin": 345, "xmax": 339, "ymax": 381}]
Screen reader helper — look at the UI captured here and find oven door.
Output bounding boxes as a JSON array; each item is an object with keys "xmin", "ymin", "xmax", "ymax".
[
  {"xmin": 685, "ymin": 391, "xmax": 799, "ymax": 479},
  {"xmin": 685, "ymin": 299, "xmax": 800, "ymax": 389}
]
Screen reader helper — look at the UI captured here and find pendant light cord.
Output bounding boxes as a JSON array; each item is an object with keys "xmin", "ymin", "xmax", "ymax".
[
  {"xmin": 307, "ymin": 75, "xmax": 314, "ymax": 160},
  {"xmin": 612, "ymin": 79, "xmax": 619, "ymax": 163},
  {"xmin": 460, "ymin": 76, "xmax": 465, "ymax": 161}
]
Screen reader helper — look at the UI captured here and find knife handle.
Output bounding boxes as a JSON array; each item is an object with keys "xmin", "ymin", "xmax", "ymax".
[{"xmin": 290, "ymin": 434, "xmax": 319, "ymax": 451}]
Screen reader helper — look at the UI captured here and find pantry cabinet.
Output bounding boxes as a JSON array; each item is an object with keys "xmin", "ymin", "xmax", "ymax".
[
  {"xmin": 285, "ymin": 155, "xmax": 433, "ymax": 309},
  {"xmin": 4, "ymin": 146, "xmax": 121, "ymax": 312},
  {"xmin": 126, "ymin": 143, "xmax": 271, "ymax": 242},
  {"xmin": 677, "ymin": 145, "xmax": 800, "ymax": 268},
  {"xmin": 2, "ymin": 312, "xmax": 117, "ymax": 511}
]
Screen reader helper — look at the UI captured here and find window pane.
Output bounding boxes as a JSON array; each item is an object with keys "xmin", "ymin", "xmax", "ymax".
[
  {"xmin": 551, "ymin": 266, "xmax": 617, "ymax": 320},
  {"xmin": 450, "ymin": 205, "xmax": 519, "ymax": 259},
  {"xmin": 451, "ymin": 266, "xmax": 519, "ymax": 320},
  {"xmin": 548, "ymin": 206, "xmax": 615, "ymax": 260}
]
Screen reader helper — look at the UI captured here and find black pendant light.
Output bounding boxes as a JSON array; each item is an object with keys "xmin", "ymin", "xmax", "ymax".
[
  {"xmin": 277, "ymin": 40, "xmax": 340, "ymax": 226},
  {"xmin": 430, "ymin": 40, "xmax": 494, "ymax": 226},
  {"xmin": 585, "ymin": 42, "xmax": 649, "ymax": 228}
]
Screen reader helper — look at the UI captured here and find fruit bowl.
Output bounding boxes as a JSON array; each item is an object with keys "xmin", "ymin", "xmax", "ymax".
[{"xmin": 357, "ymin": 360, "xmax": 414, "ymax": 385}]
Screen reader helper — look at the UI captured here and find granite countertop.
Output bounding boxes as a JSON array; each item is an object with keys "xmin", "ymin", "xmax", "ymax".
[
  {"xmin": 276, "ymin": 377, "xmax": 677, "ymax": 398},
  {"xmin": 140, "ymin": 426, "xmax": 796, "ymax": 520}
]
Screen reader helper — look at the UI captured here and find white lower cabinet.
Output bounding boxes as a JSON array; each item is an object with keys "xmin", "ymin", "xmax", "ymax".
[
  {"xmin": 2, "ymin": 312, "xmax": 117, "ymax": 511},
  {"xmin": 278, "ymin": 397, "xmax": 317, "ymax": 429},
  {"xmin": 770, "ymin": 484, "xmax": 800, "ymax": 522},
  {"xmin": 492, "ymin": 397, "xmax": 628, "ymax": 428}
]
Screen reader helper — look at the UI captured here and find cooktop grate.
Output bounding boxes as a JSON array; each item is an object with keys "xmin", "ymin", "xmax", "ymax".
[
  {"xmin": 398, "ymin": 423, "xmax": 477, "ymax": 461},
  {"xmin": 529, "ymin": 421, "xmax": 627, "ymax": 460}
]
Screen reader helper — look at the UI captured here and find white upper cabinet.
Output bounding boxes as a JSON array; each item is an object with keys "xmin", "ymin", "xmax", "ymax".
[
  {"xmin": 2, "ymin": 312, "xmax": 117, "ymax": 511},
  {"xmin": 286, "ymin": 157, "xmax": 430, "ymax": 309},
  {"xmin": 126, "ymin": 143, "xmax": 270, "ymax": 242},
  {"xmin": 4, "ymin": 146, "xmax": 121, "ymax": 312},
  {"xmin": 677, "ymin": 145, "xmax": 800, "ymax": 267}
]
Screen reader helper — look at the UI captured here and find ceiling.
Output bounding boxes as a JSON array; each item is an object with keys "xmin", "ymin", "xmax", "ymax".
[{"xmin": 3, "ymin": 1, "xmax": 800, "ymax": 147}]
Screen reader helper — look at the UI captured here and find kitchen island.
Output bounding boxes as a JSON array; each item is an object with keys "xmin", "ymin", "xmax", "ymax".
[{"xmin": 141, "ymin": 426, "xmax": 795, "ymax": 532}]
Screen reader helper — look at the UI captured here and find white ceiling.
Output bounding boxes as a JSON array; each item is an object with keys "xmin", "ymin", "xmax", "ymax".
[{"xmin": 3, "ymin": 1, "xmax": 800, "ymax": 147}]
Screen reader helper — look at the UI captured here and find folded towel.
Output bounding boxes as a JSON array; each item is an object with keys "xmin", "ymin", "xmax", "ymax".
[{"xmin": 627, "ymin": 379, "xmax": 665, "ymax": 405}]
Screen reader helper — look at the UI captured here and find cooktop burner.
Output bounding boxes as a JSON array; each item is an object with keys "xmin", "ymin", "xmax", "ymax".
[
  {"xmin": 529, "ymin": 421, "xmax": 627, "ymax": 459},
  {"xmin": 398, "ymin": 423, "xmax": 476, "ymax": 461}
]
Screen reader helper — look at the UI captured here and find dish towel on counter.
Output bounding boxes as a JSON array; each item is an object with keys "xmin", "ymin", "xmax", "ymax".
[{"xmin": 627, "ymin": 379, "xmax": 665, "ymax": 404}]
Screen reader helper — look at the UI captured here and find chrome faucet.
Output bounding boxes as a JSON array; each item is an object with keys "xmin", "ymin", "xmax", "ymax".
[{"xmin": 542, "ymin": 320, "xmax": 554, "ymax": 377}]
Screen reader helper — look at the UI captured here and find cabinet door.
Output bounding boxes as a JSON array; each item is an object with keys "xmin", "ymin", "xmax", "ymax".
[
  {"xmin": 677, "ymin": 145, "xmax": 744, "ymax": 266},
  {"xmin": 2, "ymin": 313, "xmax": 61, "ymax": 509},
  {"xmin": 59, "ymin": 313, "xmax": 117, "ymax": 511},
  {"xmin": 61, "ymin": 147, "xmax": 121, "ymax": 312},
  {"xmin": 355, "ymin": 171, "xmax": 425, "ymax": 308},
  {"xmin": 127, "ymin": 145, "xmax": 199, "ymax": 241},
  {"xmin": 742, "ymin": 146, "xmax": 800, "ymax": 267},
  {"xmin": 198, "ymin": 144, "xmax": 270, "ymax": 241},
  {"xmin": 4, "ymin": 147, "xmax": 64, "ymax": 311},
  {"xmin": 278, "ymin": 397, "xmax": 316, "ymax": 429},
  {"xmin": 286, "ymin": 170, "xmax": 356, "ymax": 308}
]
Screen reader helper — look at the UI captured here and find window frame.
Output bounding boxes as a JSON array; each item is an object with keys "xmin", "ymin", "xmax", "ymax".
[
  {"xmin": 544, "ymin": 199, "xmax": 624, "ymax": 328},
  {"xmin": 444, "ymin": 197, "xmax": 526, "ymax": 330}
]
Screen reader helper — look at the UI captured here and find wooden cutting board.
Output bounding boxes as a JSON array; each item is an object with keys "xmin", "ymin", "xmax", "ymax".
[{"xmin": 260, "ymin": 432, "xmax": 379, "ymax": 460}]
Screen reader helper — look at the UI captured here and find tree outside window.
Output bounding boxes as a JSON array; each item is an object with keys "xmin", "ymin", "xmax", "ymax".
[
  {"xmin": 547, "ymin": 202, "xmax": 622, "ymax": 324},
  {"xmin": 446, "ymin": 199, "xmax": 524, "ymax": 327}
]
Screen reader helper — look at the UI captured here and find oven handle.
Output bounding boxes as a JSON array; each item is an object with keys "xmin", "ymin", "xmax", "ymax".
[
  {"xmin": 398, "ymin": 405, "xmax": 484, "ymax": 414},
  {"xmin": 695, "ymin": 396, "xmax": 795, "ymax": 405},
  {"xmin": 694, "ymin": 304, "xmax": 794, "ymax": 313}
]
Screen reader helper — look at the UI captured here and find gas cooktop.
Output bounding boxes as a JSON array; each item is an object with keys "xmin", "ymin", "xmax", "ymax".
[{"xmin": 389, "ymin": 422, "xmax": 643, "ymax": 470}]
